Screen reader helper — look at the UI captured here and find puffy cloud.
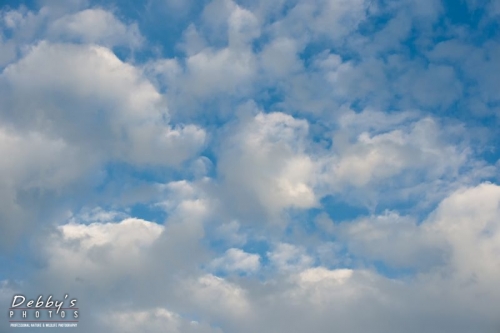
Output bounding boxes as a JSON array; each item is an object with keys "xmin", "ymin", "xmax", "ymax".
[
  {"xmin": 217, "ymin": 112, "xmax": 317, "ymax": 217},
  {"xmin": 268, "ymin": 0, "xmax": 369, "ymax": 42},
  {"xmin": 6, "ymin": 173, "xmax": 500, "ymax": 332},
  {"xmin": 40, "ymin": 218, "xmax": 164, "ymax": 288},
  {"xmin": 429, "ymin": 183, "xmax": 500, "ymax": 286},
  {"xmin": 0, "ymin": 41, "xmax": 206, "ymax": 165},
  {"xmin": 336, "ymin": 212, "xmax": 446, "ymax": 269},
  {"xmin": 212, "ymin": 220, "xmax": 247, "ymax": 246},
  {"xmin": 0, "ymin": 40, "xmax": 205, "ymax": 247},
  {"xmin": 47, "ymin": 8, "xmax": 143, "ymax": 47},
  {"xmin": 268, "ymin": 243, "xmax": 314, "ymax": 272},
  {"xmin": 2, "ymin": 1, "xmax": 500, "ymax": 332},
  {"xmin": 210, "ymin": 248, "xmax": 260, "ymax": 274},
  {"xmin": 0, "ymin": 126, "xmax": 97, "ymax": 248},
  {"xmin": 259, "ymin": 37, "xmax": 302, "ymax": 78},
  {"xmin": 0, "ymin": 34, "xmax": 16, "ymax": 67},
  {"xmin": 184, "ymin": 46, "xmax": 256, "ymax": 97},
  {"xmin": 184, "ymin": 274, "xmax": 251, "ymax": 319},
  {"xmin": 318, "ymin": 110, "xmax": 494, "ymax": 209},
  {"xmin": 103, "ymin": 308, "xmax": 222, "ymax": 333},
  {"xmin": 428, "ymin": 39, "xmax": 500, "ymax": 117},
  {"xmin": 216, "ymin": 108, "xmax": 490, "ymax": 217},
  {"xmin": 332, "ymin": 182, "xmax": 500, "ymax": 289}
]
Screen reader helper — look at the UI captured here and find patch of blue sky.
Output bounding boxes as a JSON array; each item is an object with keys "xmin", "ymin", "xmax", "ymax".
[
  {"xmin": 96, "ymin": 157, "xmax": 210, "ymax": 192},
  {"xmin": 89, "ymin": 165, "xmax": 178, "ymax": 222},
  {"xmin": 200, "ymin": 236, "xmax": 270, "ymax": 280},
  {"xmin": 369, "ymin": 260, "xmax": 418, "ymax": 280},
  {"xmin": 320, "ymin": 196, "xmax": 370, "ymax": 222},
  {"xmin": 0, "ymin": 0, "xmax": 36, "ymax": 10},
  {"xmin": 442, "ymin": 0, "xmax": 485, "ymax": 29},
  {"xmin": 129, "ymin": 203, "xmax": 167, "ymax": 224}
]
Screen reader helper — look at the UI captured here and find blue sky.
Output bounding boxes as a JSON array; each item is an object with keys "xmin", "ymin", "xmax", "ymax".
[{"xmin": 1, "ymin": 0, "xmax": 500, "ymax": 332}]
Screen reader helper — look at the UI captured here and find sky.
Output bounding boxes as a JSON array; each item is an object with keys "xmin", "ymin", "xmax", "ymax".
[{"xmin": 0, "ymin": 0, "xmax": 500, "ymax": 332}]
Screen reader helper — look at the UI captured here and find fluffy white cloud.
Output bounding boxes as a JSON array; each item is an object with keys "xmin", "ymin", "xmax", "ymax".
[
  {"xmin": 103, "ymin": 308, "xmax": 222, "ymax": 333},
  {"xmin": 259, "ymin": 37, "xmax": 302, "ymax": 78},
  {"xmin": 2, "ymin": 1, "xmax": 500, "ymax": 332},
  {"xmin": 1, "ymin": 41, "xmax": 206, "ymax": 166},
  {"xmin": 336, "ymin": 212, "xmax": 445, "ymax": 269},
  {"xmin": 0, "ymin": 126, "xmax": 97, "ymax": 247},
  {"xmin": 184, "ymin": 47, "xmax": 256, "ymax": 97},
  {"xmin": 217, "ymin": 111, "xmax": 317, "ymax": 217},
  {"xmin": 268, "ymin": 243, "xmax": 314, "ymax": 272},
  {"xmin": 47, "ymin": 9, "xmax": 142, "ymax": 47},
  {"xmin": 0, "ymin": 34, "xmax": 16, "ymax": 67},
  {"xmin": 332, "ymin": 182, "xmax": 500, "ymax": 289},
  {"xmin": 429, "ymin": 183, "xmax": 500, "ymax": 286},
  {"xmin": 268, "ymin": 0, "xmax": 369, "ymax": 42},
  {"xmin": 0, "ymin": 40, "xmax": 206, "ymax": 247},
  {"xmin": 10, "ymin": 184, "xmax": 500, "ymax": 332},
  {"xmin": 210, "ymin": 248, "xmax": 260, "ymax": 274},
  {"xmin": 216, "ymin": 108, "xmax": 490, "ymax": 217},
  {"xmin": 40, "ymin": 218, "xmax": 164, "ymax": 288},
  {"xmin": 187, "ymin": 274, "xmax": 251, "ymax": 317},
  {"xmin": 428, "ymin": 39, "xmax": 500, "ymax": 117}
]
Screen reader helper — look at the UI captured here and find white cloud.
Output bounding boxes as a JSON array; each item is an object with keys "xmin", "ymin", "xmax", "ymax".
[
  {"xmin": 2, "ymin": 1, "xmax": 500, "ymax": 332},
  {"xmin": 218, "ymin": 112, "xmax": 317, "ymax": 217},
  {"xmin": 268, "ymin": 243, "xmax": 314, "ymax": 272},
  {"xmin": 48, "ymin": 9, "xmax": 143, "ymax": 47},
  {"xmin": 429, "ymin": 39, "xmax": 500, "ymax": 117},
  {"xmin": 317, "ymin": 110, "xmax": 492, "ymax": 208},
  {"xmin": 0, "ymin": 126, "xmax": 97, "ymax": 247},
  {"xmin": 210, "ymin": 248, "xmax": 260, "ymax": 274},
  {"xmin": 0, "ymin": 40, "xmax": 206, "ymax": 247},
  {"xmin": 12, "ymin": 182, "xmax": 500, "ymax": 332},
  {"xmin": 104, "ymin": 308, "xmax": 222, "ymax": 333},
  {"xmin": 269, "ymin": 0, "xmax": 369, "ymax": 42},
  {"xmin": 185, "ymin": 274, "xmax": 251, "ymax": 318},
  {"xmin": 336, "ymin": 212, "xmax": 445, "ymax": 269},
  {"xmin": 213, "ymin": 220, "xmax": 247, "ymax": 246},
  {"xmin": 259, "ymin": 37, "xmax": 302, "ymax": 78},
  {"xmin": 227, "ymin": 3, "xmax": 260, "ymax": 47},
  {"xmin": 0, "ymin": 41, "xmax": 206, "ymax": 166},
  {"xmin": 216, "ymin": 108, "xmax": 489, "ymax": 217},
  {"xmin": 68, "ymin": 207, "xmax": 129, "ymax": 225},
  {"xmin": 184, "ymin": 47, "xmax": 256, "ymax": 97},
  {"xmin": 41, "ymin": 218, "xmax": 163, "ymax": 288},
  {"xmin": 0, "ymin": 34, "xmax": 16, "ymax": 67},
  {"xmin": 429, "ymin": 183, "xmax": 500, "ymax": 286}
]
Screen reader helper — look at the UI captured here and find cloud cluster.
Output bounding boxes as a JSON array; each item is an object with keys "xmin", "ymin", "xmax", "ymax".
[{"xmin": 1, "ymin": 0, "xmax": 500, "ymax": 332}]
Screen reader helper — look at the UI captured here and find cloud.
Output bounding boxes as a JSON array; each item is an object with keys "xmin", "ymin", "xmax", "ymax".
[
  {"xmin": 65, "ymin": 183, "xmax": 499, "ymax": 329},
  {"xmin": 210, "ymin": 248, "xmax": 260, "ymax": 274},
  {"xmin": 215, "ymin": 108, "xmax": 491, "ymax": 218},
  {"xmin": 336, "ymin": 212, "xmax": 446, "ymax": 269},
  {"xmin": 217, "ymin": 111, "xmax": 317, "ymax": 218},
  {"xmin": 1, "ymin": 41, "xmax": 205, "ymax": 165},
  {"xmin": 1, "ymin": 1, "xmax": 500, "ymax": 332},
  {"xmin": 184, "ymin": 274, "xmax": 251, "ymax": 318},
  {"xmin": 429, "ymin": 183, "xmax": 500, "ymax": 286},
  {"xmin": 0, "ymin": 39, "xmax": 206, "ymax": 248},
  {"xmin": 268, "ymin": 243, "xmax": 314, "ymax": 272},
  {"xmin": 0, "ymin": 126, "xmax": 97, "ymax": 248},
  {"xmin": 103, "ymin": 307, "xmax": 223, "ymax": 333},
  {"xmin": 47, "ymin": 8, "xmax": 143, "ymax": 47},
  {"xmin": 268, "ymin": 0, "xmax": 369, "ymax": 42},
  {"xmin": 40, "ymin": 218, "xmax": 164, "ymax": 288}
]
